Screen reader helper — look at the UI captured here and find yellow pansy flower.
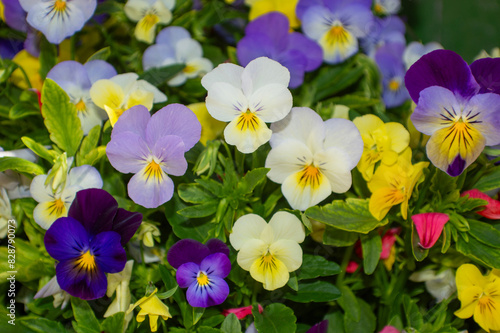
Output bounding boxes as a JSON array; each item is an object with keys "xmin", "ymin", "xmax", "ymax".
[
  {"xmin": 249, "ymin": 0, "xmax": 300, "ymax": 29},
  {"xmin": 11, "ymin": 50, "xmax": 43, "ymax": 91},
  {"xmin": 188, "ymin": 102, "xmax": 226, "ymax": 145},
  {"xmin": 455, "ymin": 264, "xmax": 500, "ymax": 332},
  {"xmin": 0, "ymin": 0, "xmax": 4, "ymax": 22},
  {"xmin": 127, "ymin": 288, "xmax": 172, "ymax": 332},
  {"xmin": 368, "ymin": 148, "xmax": 428, "ymax": 221}
]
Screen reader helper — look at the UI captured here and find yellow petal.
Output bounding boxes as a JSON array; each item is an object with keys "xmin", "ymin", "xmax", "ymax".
[
  {"xmin": 224, "ymin": 112, "xmax": 272, "ymax": 153},
  {"xmin": 369, "ymin": 187, "xmax": 404, "ymax": 221},
  {"xmin": 353, "ymin": 114, "xmax": 384, "ymax": 136},
  {"xmin": 456, "ymin": 264, "xmax": 488, "ymax": 294},
  {"xmin": 188, "ymin": 102, "xmax": 226, "ymax": 145},
  {"xmin": 473, "ymin": 296, "xmax": 500, "ymax": 332},
  {"xmin": 125, "ymin": 88, "xmax": 154, "ymax": 110},
  {"xmin": 237, "ymin": 238, "xmax": 268, "ymax": 271},
  {"xmin": 384, "ymin": 122, "xmax": 410, "ymax": 153},
  {"xmin": 90, "ymin": 79, "xmax": 125, "ymax": 110},
  {"xmin": 454, "ymin": 285, "xmax": 481, "ymax": 319},
  {"xmin": 250, "ymin": 254, "xmax": 289, "ymax": 290},
  {"xmin": 11, "ymin": 50, "xmax": 43, "ymax": 91},
  {"xmin": 135, "ymin": 14, "xmax": 160, "ymax": 43},
  {"xmin": 269, "ymin": 239, "xmax": 303, "ymax": 272}
]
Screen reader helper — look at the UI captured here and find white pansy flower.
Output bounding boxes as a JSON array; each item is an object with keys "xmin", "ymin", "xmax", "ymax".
[
  {"xmin": 124, "ymin": 0, "xmax": 175, "ymax": 44},
  {"xmin": 409, "ymin": 268, "xmax": 456, "ymax": 302}
]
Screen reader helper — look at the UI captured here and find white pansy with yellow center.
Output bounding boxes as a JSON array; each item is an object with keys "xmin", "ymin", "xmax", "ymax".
[
  {"xmin": 201, "ymin": 57, "xmax": 293, "ymax": 153},
  {"xmin": 265, "ymin": 107, "xmax": 363, "ymax": 211},
  {"xmin": 124, "ymin": 0, "xmax": 175, "ymax": 44},
  {"xmin": 230, "ymin": 211, "xmax": 305, "ymax": 291},
  {"xmin": 90, "ymin": 73, "xmax": 167, "ymax": 127}
]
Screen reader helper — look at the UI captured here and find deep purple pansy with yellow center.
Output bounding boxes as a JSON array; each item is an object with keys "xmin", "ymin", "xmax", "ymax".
[{"xmin": 44, "ymin": 188, "xmax": 142, "ymax": 300}]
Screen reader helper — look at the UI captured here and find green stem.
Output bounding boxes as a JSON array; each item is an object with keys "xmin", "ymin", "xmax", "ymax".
[
  {"xmin": 336, "ymin": 244, "xmax": 354, "ymax": 286},
  {"xmin": 235, "ymin": 147, "xmax": 245, "ymax": 175}
]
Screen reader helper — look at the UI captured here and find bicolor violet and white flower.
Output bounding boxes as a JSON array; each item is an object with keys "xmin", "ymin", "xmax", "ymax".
[
  {"xmin": 30, "ymin": 164, "xmax": 103, "ymax": 229},
  {"xmin": 106, "ymin": 104, "xmax": 201, "ymax": 208},
  {"xmin": 47, "ymin": 60, "xmax": 117, "ymax": 134},
  {"xmin": 201, "ymin": 57, "xmax": 293, "ymax": 153},
  {"xmin": 90, "ymin": 73, "xmax": 167, "ymax": 127},
  {"xmin": 406, "ymin": 50, "xmax": 500, "ymax": 176},
  {"xmin": 229, "ymin": 211, "xmax": 305, "ymax": 290},
  {"xmin": 375, "ymin": 43, "xmax": 410, "ymax": 108},
  {"xmin": 411, "ymin": 212, "xmax": 449, "ymax": 249},
  {"xmin": 143, "ymin": 26, "xmax": 213, "ymax": 86},
  {"xmin": 296, "ymin": 0, "xmax": 374, "ymax": 64},
  {"xmin": 124, "ymin": 0, "xmax": 175, "ymax": 44},
  {"xmin": 373, "ymin": 0, "xmax": 400, "ymax": 16},
  {"xmin": 19, "ymin": 0, "xmax": 97, "ymax": 44},
  {"xmin": 265, "ymin": 107, "xmax": 363, "ymax": 211}
]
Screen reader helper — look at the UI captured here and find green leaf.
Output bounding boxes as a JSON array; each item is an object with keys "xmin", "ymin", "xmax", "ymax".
[
  {"xmin": 468, "ymin": 219, "xmax": 500, "ymax": 248},
  {"xmin": 197, "ymin": 327, "xmax": 221, "ymax": 333},
  {"xmin": 86, "ymin": 46, "xmax": 111, "ymax": 62},
  {"xmin": 456, "ymin": 235, "xmax": 500, "ymax": 269},
  {"xmin": 71, "ymin": 297, "xmax": 101, "ymax": 333},
  {"xmin": 344, "ymin": 299, "xmax": 376, "ymax": 333},
  {"xmin": 296, "ymin": 254, "xmax": 341, "ymax": 280},
  {"xmin": 39, "ymin": 37, "xmax": 57, "ymax": 80},
  {"xmin": 221, "ymin": 313, "xmax": 241, "ymax": 333},
  {"xmin": 21, "ymin": 136, "xmax": 57, "ymax": 162},
  {"xmin": 156, "ymin": 285, "xmax": 178, "ymax": 299},
  {"xmin": 193, "ymin": 307, "xmax": 205, "ymax": 326},
  {"xmin": 339, "ymin": 285, "xmax": 360, "ymax": 322},
  {"xmin": 76, "ymin": 125, "xmax": 101, "ymax": 166},
  {"xmin": 196, "ymin": 178, "xmax": 224, "ymax": 197},
  {"xmin": 236, "ymin": 167, "xmax": 269, "ymax": 195},
  {"xmin": 0, "ymin": 157, "xmax": 44, "ymax": 175},
  {"xmin": 287, "ymin": 272, "xmax": 299, "ymax": 291},
  {"xmin": 323, "ymin": 226, "xmax": 359, "ymax": 247},
  {"xmin": 18, "ymin": 317, "xmax": 67, "ymax": 333},
  {"xmin": 9, "ymin": 102, "xmax": 41, "ymax": 119},
  {"xmin": 285, "ymin": 281, "xmax": 341, "ymax": 303},
  {"xmin": 474, "ymin": 165, "xmax": 500, "ymax": 192},
  {"xmin": 402, "ymin": 295, "xmax": 423, "ymax": 330},
  {"xmin": 360, "ymin": 231, "xmax": 382, "ymax": 275},
  {"xmin": 305, "ymin": 199, "xmax": 388, "ymax": 234},
  {"xmin": 79, "ymin": 146, "xmax": 106, "ymax": 166},
  {"xmin": 177, "ymin": 201, "xmax": 218, "ymax": 218},
  {"xmin": 101, "ymin": 312, "xmax": 124, "ymax": 333},
  {"xmin": 178, "ymin": 183, "xmax": 216, "ymax": 204},
  {"xmin": 253, "ymin": 303, "xmax": 296, "ymax": 333},
  {"xmin": 325, "ymin": 312, "xmax": 344, "ymax": 333},
  {"xmin": 139, "ymin": 64, "xmax": 185, "ymax": 86},
  {"xmin": 411, "ymin": 222, "xmax": 428, "ymax": 261},
  {"xmin": 41, "ymin": 79, "xmax": 83, "ymax": 156},
  {"xmin": 323, "ymin": 95, "xmax": 380, "ymax": 109}
]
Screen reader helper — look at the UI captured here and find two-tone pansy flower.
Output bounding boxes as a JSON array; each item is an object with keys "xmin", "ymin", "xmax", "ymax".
[
  {"xmin": 375, "ymin": 43, "xmax": 410, "ymax": 108},
  {"xmin": 405, "ymin": 49, "xmax": 500, "ymax": 176},
  {"xmin": 124, "ymin": 0, "xmax": 175, "ymax": 44},
  {"xmin": 229, "ymin": 211, "xmax": 305, "ymax": 290},
  {"xmin": 167, "ymin": 239, "xmax": 231, "ymax": 308},
  {"xmin": 201, "ymin": 57, "xmax": 293, "ymax": 153},
  {"xmin": 265, "ymin": 107, "xmax": 363, "ymax": 211},
  {"xmin": 106, "ymin": 104, "xmax": 201, "ymax": 208},
  {"xmin": 47, "ymin": 60, "xmax": 117, "ymax": 134},
  {"xmin": 296, "ymin": 0, "xmax": 374, "ymax": 64},
  {"xmin": 44, "ymin": 189, "xmax": 142, "ymax": 300}
]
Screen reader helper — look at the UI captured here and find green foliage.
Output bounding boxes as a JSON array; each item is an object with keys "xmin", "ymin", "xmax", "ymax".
[
  {"xmin": 220, "ymin": 313, "xmax": 241, "ymax": 333},
  {"xmin": 139, "ymin": 64, "xmax": 186, "ymax": 86},
  {"xmin": 253, "ymin": 304, "xmax": 297, "ymax": 333},
  {"xmin": 71, "ymin": 297, "xmax": 101, "ymax": 333},
  {"xmin": 296, "ymin": 254, "xmax": 341, "ymax": 280},
  {"xmin": 360, "ymin": 231, "xmax": 382, "ymax": 275},
  {"xmin": 0, "ymin": 156, "xmax": 44, "ymax": 175},
  {"xmin": 285, "ymin": 281, "xmax": 341, "ymax": 303}
]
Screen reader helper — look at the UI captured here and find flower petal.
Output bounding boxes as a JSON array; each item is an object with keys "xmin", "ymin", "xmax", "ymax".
[
  {"xmin": 230, "ymin": 214, "xmax": 268, "ymax": 250},
  {"xmin": 44, "ymin": 217, "xmax": 89, "ymax": 261},
  {"xmin": 412, "ymin": 212, "xmax": 449, "ymax": 249},
  {"xmin": 265, "ymin": 140, "xmax": 313, "ymax": 183},
  {"xmin": 151, "ymin": 135, "xmax": 187, "ymax": 176},
  {"xmin": 176, "ymin": 262, "xmax": 199, "ymax": 288},
  {"xmin": 200, "ymin": 253, "xmax": 231, "ymax": 279},
  {"xmin": 47, "ymin": 61, "xmax": 91, "ymax": 91},
  {"xmin": 314, "ymin": 147, "xmax": 353, "ymax": 193},
  {"xmin": 111, "ymin": 208, "xmax": 143, "ymax": 246},
  {"xmin": 33, "ymin": 200, "xmax": 69, "ymax": 230},
  {"xmin": 111, "ymin": 105, "xmax": 150, "ymax": 140},
  {"xmin": 469, "ymin": 57, "xmax": 500, "ymax": 95},
  {"xmin": 281, "ymin": 167, "xmax": 332, "ymax": 211},
  {"xmin": 142, "ymin": 44, "xmax": 177, "ymax": 70},
  {"xmin": 248, "ymin": 83, "xmax": 293, "ymax": 123},
  {"xmin": 250, "ymin": 254, "xmax": 289, "ymax": 290},
  {"xmin": 323, "ymin": 118, "xmax": 363, "ymax": 170},
  {"xmin": 127, "ymin": 166, "xmax": 174, "ymax": 208},
  {"xmin": 201, "ymin": 62, "xmax": 244, "ymax": 91},
  {"xmin": 92, "ymin": 231, "xmax": 127, "ymax": 274},
  {"xmin": 106, "ymin": 132, "xmax": 150, "ymax": 173},
  {"xmin": 206, "ymin": 239, "xmax": 230, "ymax": 257},
  {"xmin": 167, "ymin": 239, "xmax": 211, "ymax": 269},
  {"xmin": 56, "ymin": 256, "xmax": 107, "ymax": 300},
  {"xmin": 237, "ymin": 239, "xmax": 268, "ymax": 271},
  {"xmin": 205, "ymin": 82, "xmax": 248, "ymax": 122},
  {"xmin": 269, "ymin": 239, "xmax": 303, "ymax": 272},
  {"xmin": 241, "ymin": 57, "xmax": 290, "ymax": 96},
  {"xmin": 456, "ymin": 264, "xmax": 488, "ymax": 293},
  {"xmin": 268, "ymin": 211, "xmax": 305, "ymax": 243},
  {"xmin": 67, "ymin": 165, "xmax": 103, "ymax": 189},
  {"xmin": 156, "ymin": 26, "xmax": 191, "ymax": 45},
  {"xmin": 224, "ymin": 114, "xmax": 272, "ymax": 153},
  {"xmin": 84, "ymin": 60, "xmax": 117, "ymax": 84}
]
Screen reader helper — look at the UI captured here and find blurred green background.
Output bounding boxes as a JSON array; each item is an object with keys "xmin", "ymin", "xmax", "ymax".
[{"xmin": 402, "ymin": 0, "xmax": 500, "ymax": 62}]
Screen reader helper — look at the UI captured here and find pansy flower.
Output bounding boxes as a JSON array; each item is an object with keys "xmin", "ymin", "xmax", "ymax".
[
  {"xmin": 375, "ymin": 43, "xmax": 410, "ymax": 108},
  {"xmin": 168, "ymin": 239, "xmax": 231, "ymax": 308},
  {"xmin": 106, "ymin": 104, "xmax": 201, "ymax": 208},
  {"xmin": 126, "ymin": 288, "xmax": 172, "ymax": 332},
  {"xmin": 90, "ymin": 73, "xmax": 167, "ymax": 126},
  {"xmin": 411, "ymin": 212, "xmax": 449, "ymax": 249},
  {"xmin": 461, "ymin": 189, "xmax": 500, "ymax": 219},
  {"xmin": 34, "ymin": 276, "xmax": 71, "ymax": 309},
  {"xmin": 201, "ymin": 57, "xmax": 293, "ymax": 153},
  {"xmin": 30, "ymin": 164, "xmax": 103, "ymax": 229},
  {"xmin": 406, "ymin": 49, "xmax": 500, "ymax": 176},
  {"xmin": 44, "ymin": 189, "xmax": 142, "ymax": 300},
  {"xmin": 361, "ymin": 16, "xmax": 405, "ymax": 58},
  {"xmin": 124, "ymin": 0, "xmax": 175, "ymax": 44},
  {"xmin": 47, "ymin": 60, "xmax": 117, "ymax": 134},
  {"xmin": 143, "ymin": 26, "xmax": 213, "ymax": 86},
  {"xmin": 229, "ymin": 211, "xmax": 305, "ymax": 290},
  {"xmin": 409, "ymin": 268, "xmax": 456, "ymax": 303},
  {"xmin": 188, "ymin": 102, "xmax": 226, "ymax": 145},
  {"xmin": 19, "ymin": 0, "xmax": 97, "ymax": 44},
  {"xmin": 296, "ymin": 0, "xmax": 374, "ymax": 64},
  {"xmin": 403, "ymin": 41, "xmax": 443, "ymax": 69},
  {"xmin": 248, "ymin": 0, "xmax": 300, "ymax": 29},
  {"xmin": 265, "ymin": 107, "xmax": 363, "ymax": 211},
  {"xmin": 237, "ymin": 12, "xmax": 322, "ymax": 89},
  {"xmin": 373, "ymin": 0, "xmax": 400, "ymax": 16}
]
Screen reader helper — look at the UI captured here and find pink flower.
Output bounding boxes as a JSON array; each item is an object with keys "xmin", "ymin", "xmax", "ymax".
[
  {"xmin": 346, "ymin": 261, "xmax": 359, "ymax": 273},
  {"xmin": 461, "ymin": 189, "xmax": 500, "ymax": 219},
  {"xmin": 411, "ymin": 213, "xmax": 449, "ymax": 249},
  {"xmin": 379, "ymin": 326, "xmax": 400, "ymax": 333},
  {"xmin": 221, "ymin": 304, "xmax": 263, "ymax": 319},
  {"xmin": 380, "ymin": 228, "xmax": 401, "ymax": 259}
]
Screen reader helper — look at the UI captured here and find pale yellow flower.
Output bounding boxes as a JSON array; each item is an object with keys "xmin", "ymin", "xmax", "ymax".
[{"xmin": 127, "ymin": 288, "xmax": 172, "ymax": 332}]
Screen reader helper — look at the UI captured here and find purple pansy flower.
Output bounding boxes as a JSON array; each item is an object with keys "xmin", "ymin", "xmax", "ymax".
[
  {"xmin": 406, "ymin": 49, "xmax": 500, "ymax": 176},
  {"xmin": 44, "ymin": 189, "xmax": 142, "ymax": 300},
  {"xmin": 307, "ymin": 320, "xmax": 329, "ymax": 333},
  {"xmin": 237, "ymin": 12, "xmax": 322, "ymax": 89},
  {"xmin": 375, "ymin": 43, "xmax": 409, "ymax": 108},
  {"xmin": 296, "ymin": 0, "xmax": 374, "ymax": 64},
  {"xmin": 106, "ymin": 104, "xmax": 201, "ymax": 208},
  {"xmin": 47, "ymin": 60, "xmax": 117, "ymax": 134},
  {"xmin": 168, "ymin": 239, "xmax": 231, "ymax": 308},
  {"xmin": 0, "ymin": 39, "xmax": 24, "ymax": 59},
  {"xmin": 2, "ymin": 0, "xmax": 41, "ymax": 56},
  {"xmin": 362, "ymin": 15, "xmax": 406, "ymax": 58}
]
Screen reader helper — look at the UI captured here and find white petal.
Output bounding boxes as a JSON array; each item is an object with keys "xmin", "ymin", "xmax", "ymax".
[
  {"xmin": 124, "ymin": 0, "xmax": 154, "ymax": 21},
  {"xmin": 205, "ymin": 82, "xmax": 248, "ymax": 121},
  {"xmin": 111, "ymin": 73, "xmax": 140, "ymax": 92},
  {"xmin": 323, "ymin": 118, "xmax": 363, "ymax": 170},
  {"xmin": 230, "ymin": 213, "xmax": 268, "ymax": 250},
  {"xmin": 151, "ymin": 0, "xmax": 173, "ymax": 23},
  {"xmin": 142, "ymin": 44, "xmax": 176, "ymax": 70},
  {"xmin": 282, "ymin": 169, "xmax": 332, "ymax": 211},
  {"xmin": 265, "ymin": 140, "xmax": 313, "ymax": 184},
  {"xmin": 315, "ymin": 148, "xmax": 353, "ymax": 193},
  {"xmin": 301, "ymin": 6, "xmax": 332, "ymax": 40},
  {"xmin": 30, "ymin": 174, "xmax": 53, "ymax": 203},
  {"xmin": 156, "ymin": 26, "xmax": 191, "ymax": 45},
  {"xmin": 270, "ymin": 239, "xmax": 303, "ymax": 271},
  {"xmin": 241, "ymin": 57, "xmax": 290, "ymax": 96},
  {"xmin": 175, "ymin": 38, "xmax": 203, "ymax": 62},
  {"xmin": 135, "ymin": 80, "xmax": 167, "ymax": 103},
  {"xmin": 248, "ymin": 84, "xmax": 292, "ymax": 123},
  {"xmin": 167, "ymin": 73, "xmax": 187, "ymax": 86},
  {"xmin": 34, "ymin": 276, "xmax": 61, "ymax": 299},
  {"xmin": 67, "ymin": 165, "xmax": 103, "ymax": 189},
  {"xmin": 201, "ymin": 62, "xmax": 244, "ymax": 91},
  {"xmin": 268, "ymin": 211, "xmax": 305, "ymax": 243},
  {"xmin": 224, "ymin": 115, "xmax": 272, "ymax": 153},
  {"xmin": 237, "ymin": 238, "xmax": 267, "ymax": 271}
]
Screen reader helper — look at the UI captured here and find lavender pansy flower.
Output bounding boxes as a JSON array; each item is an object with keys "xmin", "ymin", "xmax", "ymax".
[
  {"xmin": 403, "ymin": 41, "xmax": 443, "ymax": 69},
  {"xmin": 375, "ymin": 43, "xmax": 409, "ymax": 108},
  {"xmin": 2, "ymin": 0, "xmax": 41, "ymax": 56},
  {"xmin": 19, "ymin": 0, "xmax": 97, "ymax": 44},
  {"xmin": 168, "ymin": 239, "xmax": 231, "ymax": 308},
  {"xmin": 237, "ymin": 12, "xmax": 322, "ymax": 89},
  {"xmin": 362, "ymin": 15, "xmax": 405, "ymax": 58},
  {"xmin": 406, "ymin": 49, "xmax": 500, "ymax": 176},
  {"xmin": 47, "ymin": 60, "xmax": 117, "ymax": 134},
  {"xmin": 106, "ymin": 104, "xmax": 201, "ymax": 208},
  {"xmin": 44, "ymin": 188, "xmax": 142, "ymax": 300},
  {"xmin": 296, "ymin": 0, "xmax": 374, "ymax": 64},
  {"xmin": 373, "ymin": 0, "xmax": 400, "ymax": 16}
]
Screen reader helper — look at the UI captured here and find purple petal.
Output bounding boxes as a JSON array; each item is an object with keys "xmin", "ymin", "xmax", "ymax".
[
  {"xmin": 307, "ymin": 320, "xmax": 329, "ymax": 333},
  {"xmin": 4, "ymin": 0, "xmax": 28, "ymax": 32},
  {"xmin": 186, "ymin": 280, "xmax": 209, "ymax": 307},
  {"xmin": 111, "ymin": 105, "xmax": 150, "ymax": 140},
  {"xmin": 142, "ymin": 44, "xmax": 177, "ymax": 70},
  {"xmin": 288, "ymin": 33, "xmax": 323, "ymax": 72},
  {"xmin": 146, "ymin": 104, "xmax": 201, "ymax": 151},
  {"xmin": 245, "ymin": 12, "xmax": 289, "ymax": 52},
  {"xmin": 127, "ymin": 168, "xmax": 174, "ymax": 208},
  {"xmin": 204, "ymin": 276, "xmax": 229, "ymax": 307},
  {"xmin": 47, "ymin": 61, "xmax": 91, "ymax": 91},
  {"xmin": 68, "ymin": 189, "xmax": 118, "ymax": 236},
  {"xmin": 237, "ymin": 34, "xmax": 276, "ymax": 68},
  {"xmin": 277, "ymin": 50, "xmax": 307, "ymax": 89},
  {"xmin": 153, "ymin": 135, "xmax": 187, "ymax": 176},
  {"xmin": 167, "ymin": 239, "xmax": 211, "ymax": 269},
  {"xmin": 91, "ymin": 231, "xmax": 127, "ymax": 273},
  {"xmin": 200, "ymin": 253, "xmax": 231, "ymax": 279},
  {"xmin": 206, "ymin": 238, "xmax": 230, "ymax": 257},
  {"xmin": 84, "ymin": 60, "xmax": 117, "ymax": 84},
  {"xmin": 0, "ymin": 39, "xmax": 23, "ymax": 59},
  {"xmin": 24, "ymin": 27, "xmax": 41, "ymax": 57},
  {"xmin": 176, "ymin": 262, "xmax": 199, "ymax": 288},
  {"xmin": 111, "ymin": 208, "xmax": 143, "ymax": 246},
  {"xmin": 106, "ymin": 132, "xmax": 150, "ymax": 174},
  {"xmin": 296, "ymin": 0, "xmax": 324, "ymax": 20},
  {"xmin": 44, "ymin": 217, "xmax": 89, "ymax": 261},
  {"xmin": 447, "ymin": 156, "xmax": 466, "ymax": 177},
  {"xmin": 336, "ymin": 4, "xmax": 374, "ymax": 38},
  {"xmin": 469, "ymin": 57, "xmax": 500, "ymax": 95},
  {"xmin": 405, "ymin": 49, "xmax": 480, "ymax": 103},
  {"xmin": 56, "ymin": 258, "xmax": 107, "ymax": 300},
  {"xmin": 156, "ymin": 26, "xmax": 191, "ymax": 45}
]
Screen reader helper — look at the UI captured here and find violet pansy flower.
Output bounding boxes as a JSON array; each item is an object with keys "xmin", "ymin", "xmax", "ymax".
[
  {"xmin": 2, "ymin": 0, "xmax": 41, "ymax": 56},
  {"xmin": 375, "ymin": 43, "xmax": 409, "ymax": 108},
  {"xmin": 237, "ymin": 12, "xmax": 322, "ymax": 89},
  {"xmin": 362, "ymin": 15, "xmax": 405, "ymax": 58},
  {"xmin": 403, "ymin": 41, "xmax": 443, "ymax": 69},
  {"xmin": 168, "ymin": 239, "xmax": 231, "ymax": 308},
  {"xmin": 106, "ymin": 104, "xmax": 201, "ymax": 208},
  {"xmin": 406, "ymin": 50, "xmax": 500, "ymax": 176},
  {"xmin": 47, "ymin": 60, "xmax": 117, "ymax": 134},
  {"xmin": 44, "ymin": 189, "xmax": 142, "ymax": 300}
]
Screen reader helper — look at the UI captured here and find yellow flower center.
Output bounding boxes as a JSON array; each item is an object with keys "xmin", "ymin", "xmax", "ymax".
[
  {"xmin": 183, "ymin": 64, "xmax": 197, "ymax": 74},
  {"xmin": 477, "ymin": 293, "xmax": 496, "ymax": 314},
  {"xmin": 54, "ymin": 0, "xmax": 67, "ymax": 11},
  {"xmin": 197, "ymin": 272, "xmax": 210, "ymax": 286},
  {"xmin": 75, "ymin": 99, "xmax": 86, "ymax": 112},
  {"xmin": 236, "ymin": 110, "xmax": 259, "ymax": 132},
  {"xmin": 326, "ymin": 25, "xmax": 349, "ymax": 46},
  {"xmin": 140, "ymin": 13, "xmax": 160, "ymax": 31},
  {"xmin": 75, "ymin": 250, "xmax": 97, "ymax": 272},
  {"xmin": 48, "ymin": 198, "xmax": 66, "ymax": 217},
  {"xmin": 388, "ymin": 79, "xmax": 400, "ymax": 91},
  {"xmin": 296, "ymin": 164, "xmax": 323, "ymax": 189},
  {"xmin": 374, "ymin": 3, "xmax": 384, "ymax": 14},
  {"xmin": 144, "ymin": 160, "xmax": 163, "ymax": 181},
  {"xmin": 259, "ymin": 252, "xmax": 278, "ymax": 272}
]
